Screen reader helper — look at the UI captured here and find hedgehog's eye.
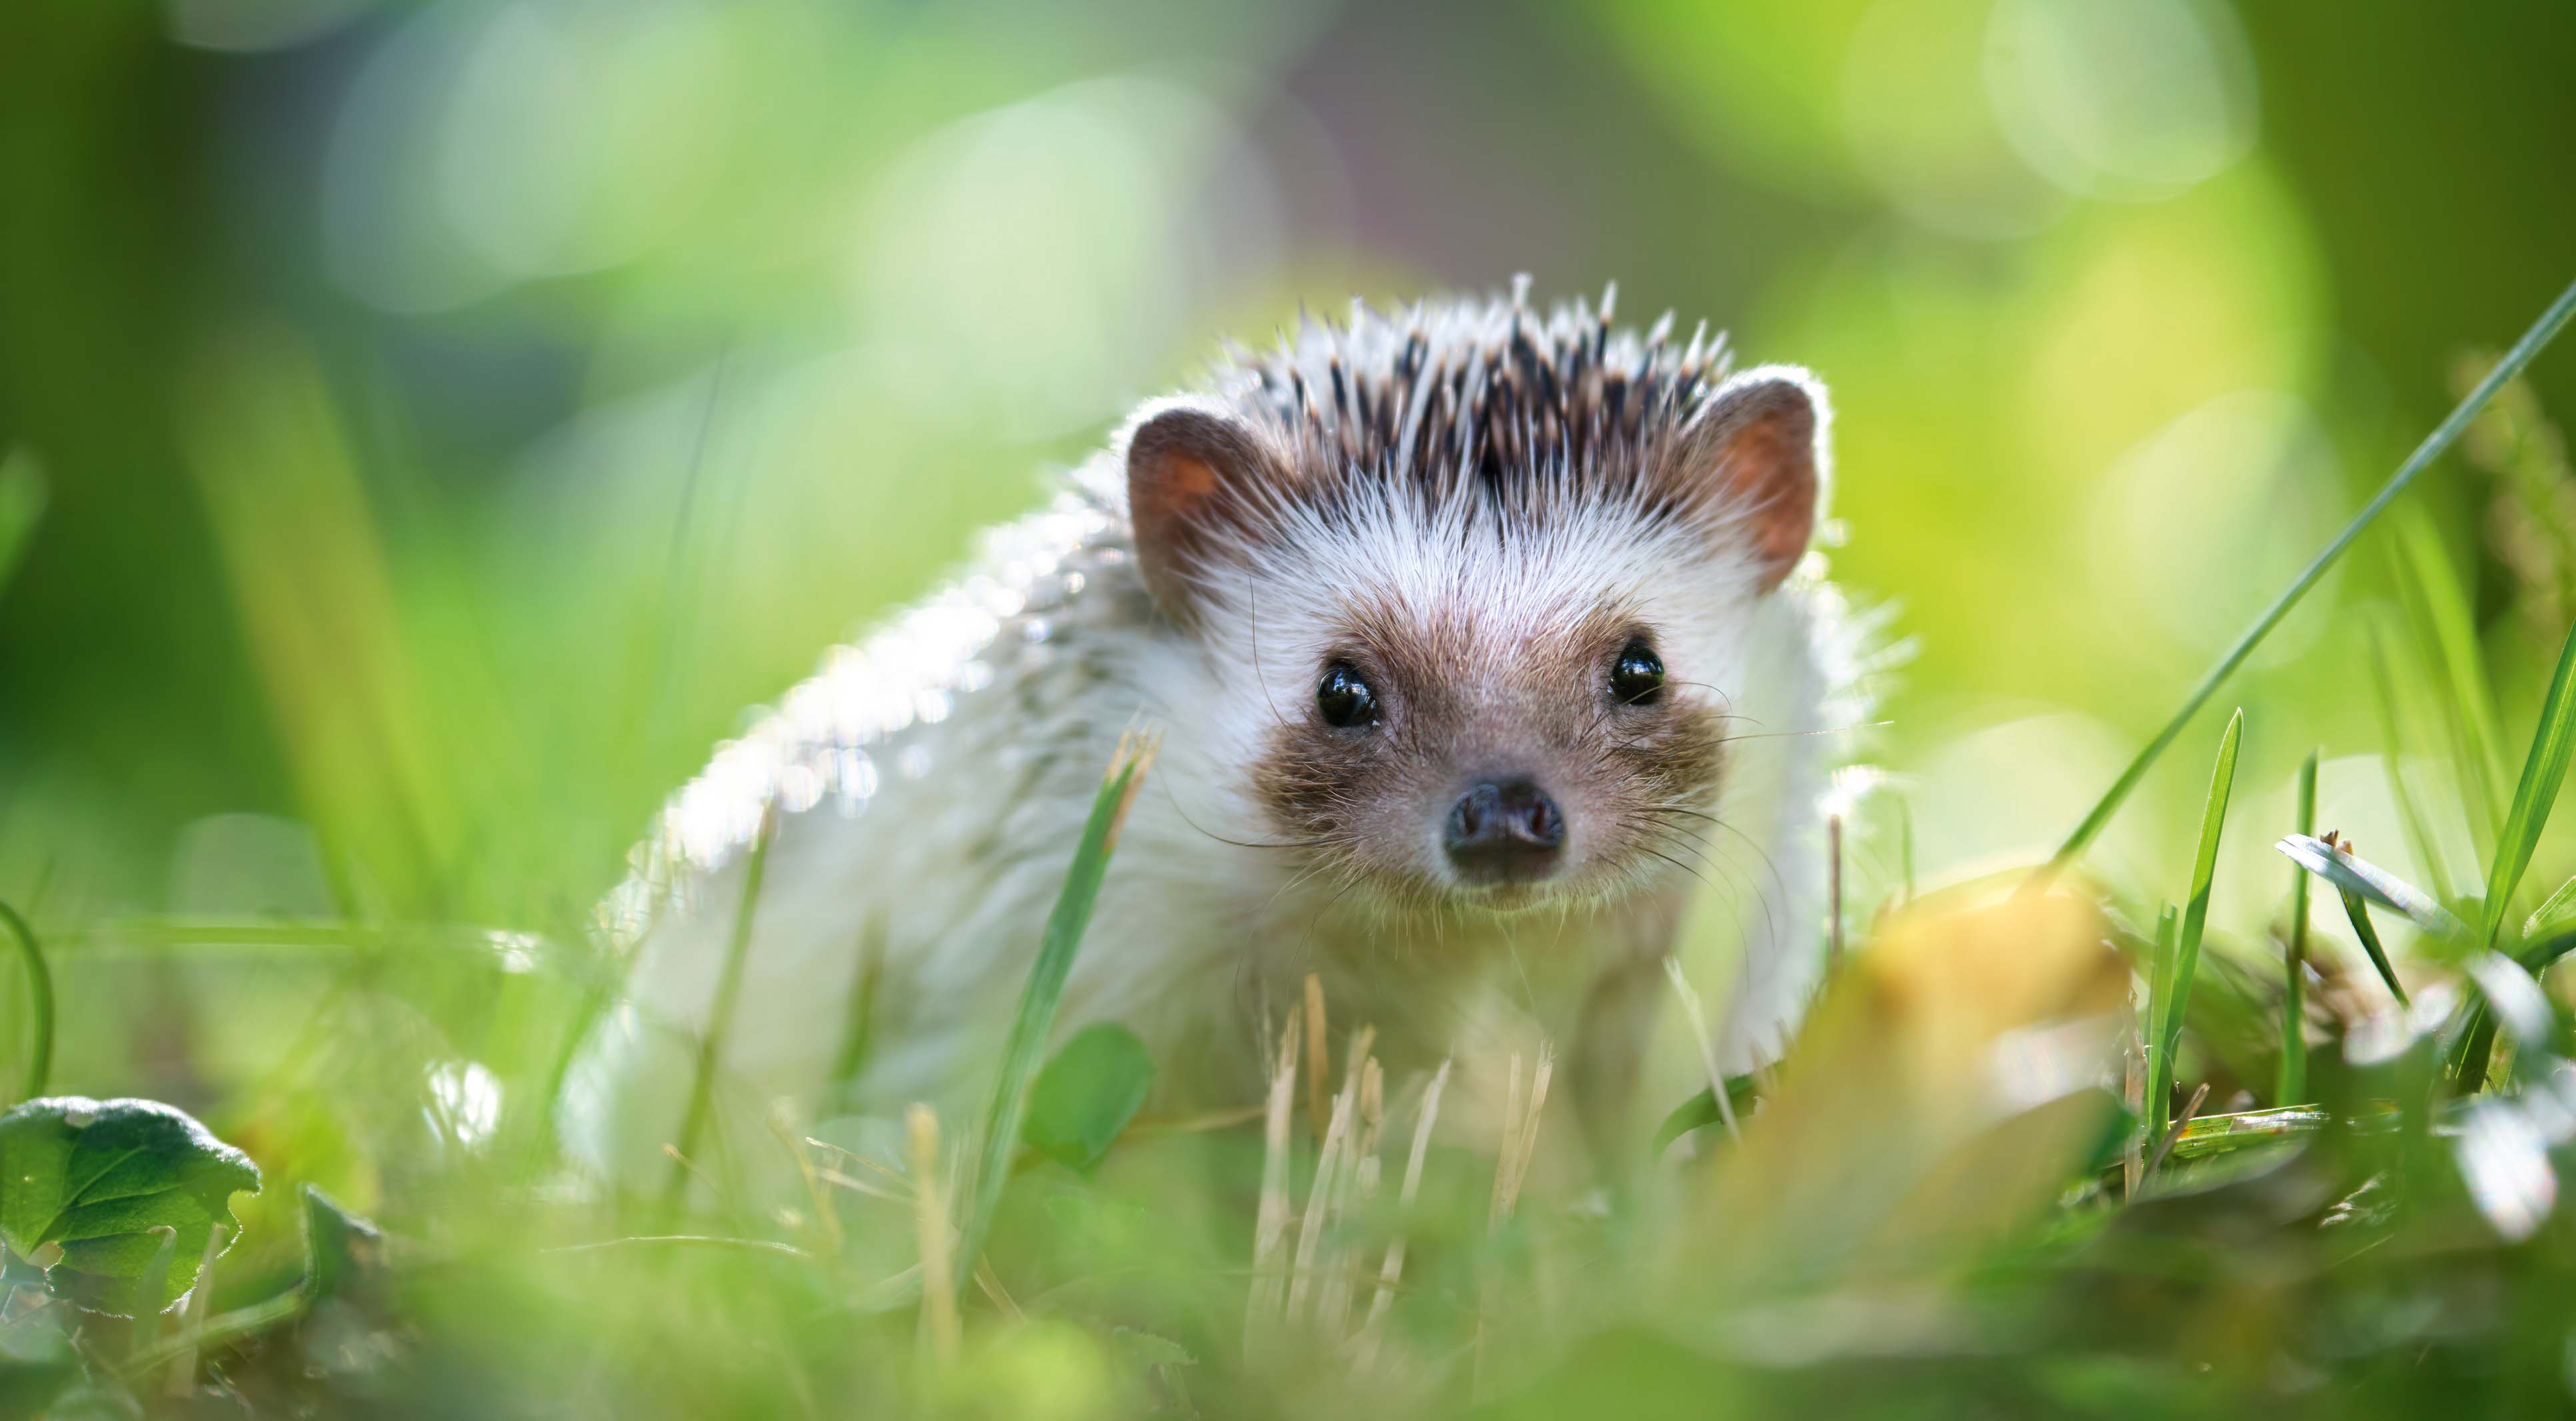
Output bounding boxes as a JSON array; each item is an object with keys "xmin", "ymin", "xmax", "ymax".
[
  {"xmin": 1316, "ymin": 663, "xmax": 1379, "ymax": 728},
  {"xmin": 1609, "ymin": 640, "xmax": 1665, "ymax": 707}
]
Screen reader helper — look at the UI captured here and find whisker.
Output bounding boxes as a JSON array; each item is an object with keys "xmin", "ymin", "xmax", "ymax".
[
  {"xmin": 1714, "ymin": 720, "xmax": 1889, "ymax": 747},
  {"xmin": 1157, "ymin": 781, "xmax": 1334, "ymax": 851}
]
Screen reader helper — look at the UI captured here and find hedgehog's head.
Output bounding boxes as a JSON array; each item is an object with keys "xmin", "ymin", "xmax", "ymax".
[{"xmin": 1122, "ymin": 305, "xmax": 1827, "ymax": 916}]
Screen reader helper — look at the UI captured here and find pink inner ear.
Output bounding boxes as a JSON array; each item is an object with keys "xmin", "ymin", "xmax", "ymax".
[
  {"xmin": 1685, "ymin": 381, "xmax": 1820, "ymax": 593},
  {"xmin": 1125, "ymin": 405, "xmax": 1279, "ymax": 622}
]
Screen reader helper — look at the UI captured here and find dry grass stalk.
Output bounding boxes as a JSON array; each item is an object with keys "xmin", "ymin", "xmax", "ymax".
[
  {"xmin": 1099, "ymin": 725, "xmax": 1162, "ymax": 855},
  {"xmin": 1828, "ymin": 814, "xmax": 1847, "ymax": 973},
  {"xmin": 1493, "ymin": 1045, "xmax": 1553, "ymax": 1230},
  {"xmin": 1246, "ymin": 1002, "xmax": 1303, "ymax": 1341},
  {"xmin": 1310, "ymin": 1032, "xmax": 1379, "ymax": 1337},
  {"xmin": 165, "ymin": 1222, "xmax": 226, "ymax": 1396},
  {"xmin": 2121, "ymin": 1020, "xmax": 2146, "ymax": 1198},
  {"xmin": 1305, "ymin": 972, "xmax": 1330, "ymax": 1140},
  {"xmin": 1665, "ymin": 957, "xmax": 1740, "ymax": 1141},
  {"xmin": 1359, "ymin": 1057, "xmax": 1450, "ymax": 1364},
  {"xmin": 907, "ymin": 1104, "xmax": 961, "ymax": 1364},
  {"xmin": 1488, "ymin": 1054, "xmax": 1527, "ymax": 1230},
  {"xmin": 769, "ymin": 1106, "xmax": 843, "ymax": 1254},
  {"xmin": 1476, "ymin": 1044, "xmax": 1555, "ymax": 1401},
  {"xmin": 973, "ymin": 1259, "xmax": 1025, "ymax": 1322},
  {"xmin": 1286, "ymin": 1051, "xmax": 1361, "ymax": 1321}
]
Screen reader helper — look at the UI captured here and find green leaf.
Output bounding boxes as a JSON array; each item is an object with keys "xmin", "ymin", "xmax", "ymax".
[
  {"xmin": 1650, "ymin": 1072, "xmax": 1765, "ymax": 1158},
  {"xmin": 296, "ymin": 1184, "xmax": 385, "ymax": 1304},
  {"xmin": 119, "ymin": 1185, "xmax": 385, "ymax": 1382},
  {"xmin": 0, "ymin": 1098, "xmax": 260, "ymax": 1315},
  {"xmin": 2031, "ymin": 277, "xmax": 2576, "ymax": 882},
  {"xmin": 2481, "ymin": 617, "xmax": 2576, "ymax": 955},
  {"xmin": 1022, "ymin": 1023, "xmax": 1157, "ymax": 1172}
]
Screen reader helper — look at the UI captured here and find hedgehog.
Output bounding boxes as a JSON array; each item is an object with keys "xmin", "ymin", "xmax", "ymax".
[{"xmin": 567, "ymin": 282, "xmax": 1871, "ymax": 1190}]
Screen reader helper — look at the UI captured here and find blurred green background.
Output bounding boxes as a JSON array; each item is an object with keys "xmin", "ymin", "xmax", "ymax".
[{"xmin": 3, "ymin": 0, "xmax": 2574, "ymax": 1062}]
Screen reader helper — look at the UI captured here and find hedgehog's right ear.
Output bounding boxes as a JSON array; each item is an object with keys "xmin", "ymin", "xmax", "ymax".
[
  {"xmin": 1658, "ymin": 365, "xmax": 1830, "ymax": 594},
  {"xmin": 1125, "ymin": 401, "xmax": 1285, "ymax": 625}
]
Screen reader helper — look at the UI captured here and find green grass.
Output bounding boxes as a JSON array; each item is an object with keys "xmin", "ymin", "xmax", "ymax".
[
  {"xmin": 2035, "ymin": 275, "xmax": 2576, "ymax": 882},
  {"xmin": 2276, "ymin": 749, "xmax": 2317, "ymax": 1106},
  {"xmin": 2144, "ymin": 708, "xmax": 2240, "ymax": 1155},
  {"xmin": 0, "ymin": 899, "xmax": 47, "ymax": 1103}
]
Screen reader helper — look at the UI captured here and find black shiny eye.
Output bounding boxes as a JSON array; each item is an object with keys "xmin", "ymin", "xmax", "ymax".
[
  {"xmin": 1609, "ymin": 640, "xmax": 1665, "ymax": 706},
  {"xmin": 1316, "ymin": 663, "xmax": 1379, "ymax": 728}
]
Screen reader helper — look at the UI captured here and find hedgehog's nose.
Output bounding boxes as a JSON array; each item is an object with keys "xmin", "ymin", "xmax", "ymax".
[{"xmin": 1444, "ymin": 778, "xmax": 1565, "ymax": 883}]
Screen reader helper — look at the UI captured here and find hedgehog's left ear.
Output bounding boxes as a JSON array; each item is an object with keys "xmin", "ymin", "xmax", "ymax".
[
  {"xmin": 1659, "ymin": 366, "xmax": 1829, "ymax": 593},
  {"xmin": 1125, "ymin": 400, "xmax": 1288, "ymax": 626}
]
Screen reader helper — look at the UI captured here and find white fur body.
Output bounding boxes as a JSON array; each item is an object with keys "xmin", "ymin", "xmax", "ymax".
[{"xmin": 566, "ymin": 301, "xmax": 1863, "ymax": 1187}]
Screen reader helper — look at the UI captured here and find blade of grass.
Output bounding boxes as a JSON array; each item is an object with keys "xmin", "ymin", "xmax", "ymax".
[
  {"xmin": 1899, "ymin": 794, "xmax": 1916, "ymax": 904},
  {"xmin": 2145, "ymin": 902, "xmax": 2180, "ymax": 1153},
  {"xmin": 825, "ymin": 916, "xmax": 888, "ymax": 1116},
  {"xmin": 0, "ymin": 448, "xmax": 45, "ymax": 594},
  {"xmin": 2153, "ymin": 711, "xmax": 2243, "ymax": 1120},
  {"xmin": 2456, "ymin": 618, "xmax": 2576, "ymax": 1093},
  {"xmin": 908, "ymin": 1104, "xmax": 961, "ymax": 1363},
  {"xmin": 165, "ymin": 1224, "xmax": 226, "ymax": 1397},
  {"xmin": 2394, "ymin": 507, "xmax": 2509, "ymax": 858},
  {"xmin": 953, "ymin": 730, "xmax": 1158, "ymax": 1302},
  {"xmin": 2525, "ymin": 874, "xmax": 2576, "ymax": 940},
  {"xmin": 2481, "ymin": 616, "xmax": 2576, "ymax": 954},
  {"xmin": 661, "ymin": 803, "xmax": 779, "ymax": 1212},
  {"xmin": 1, "ymin": 900, "xmax": 51, "ymax": 1104},
  {"xmin": 2278, "ymin": 751, "xmax": 2318, "ymax": 1105},
  {"xmin": 2163, "ymin": 1104, "xmax": 2337, "ymax": 1163},
  {"xmin": 1827, "ymin": 816, "xmax": 1847, "ymax": 973},
  {"xmin": 2029, "ymin": 275, "xmax": 2576, "ymax": 887},
  {"xmin": 2275, "ymin": 832, "xmax": 2467, "ymax": 946},
  {"xmin": 2369, "ymin": 615, "xmax": 2460, "ymax": 904},
  {"xmin": 2337, "ymin": 887, "xmax": 2411, "ymax": 1007}
]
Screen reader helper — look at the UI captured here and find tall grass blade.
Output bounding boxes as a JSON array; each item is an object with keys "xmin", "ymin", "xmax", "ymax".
[
  {"xmin": 2525, "ymin": 874, "xmax": 2576, "ymax": 940},
  {"xmin": 2278, "ymin": 751, "xmax": 2318, "ymax": 1105},
  {"xmin": 661, "ymin": 805, "xmax": 777, "ymax": 1211},
  {"xmin": 2031, "ymin": 275, "xmax": 2576, "ymax": 885},
  {"xmin": 954, "ymin": 732, "xmax": 1157, "ymax": 1300},
  {"xmin": 2336, "ymin": 887, "xmax": 2410, "ymax": 1007},
  {"xmin": 1899, "ymin": 794, "xmax": 1916, "ymax": 904},
  {"xmin": 2395, "ymin": 507, "xmax": 2508, "ymax": 856},
  {"xmin": 2455, "ymin": 617, "xmax": 2576, "ymax": 1088},
  {"xmin": 2480, "ymin": 617, "xmax": 2576, "ymax": 955},
  {"xmin": 1, "ymin": 900, "xmax": 51, "ymax": 1105},
  {"xmin": 2154, "ymin": 711, "xmax": 2243, "ymax": 1116},
  {"xmin": 2369, "ymin": 616, "xmax": 2459, "ymax": 903},
  {"xmin": 0, "ymin": 449, "xmax": 45, "ymax": 595},
  {"xmin": 908, "ymin": 1104, "xmax": 961, "ymax": 1363},
  {"xmin": 2145, "ymin": 903, "xmax": 2181, "ymax": 1152}
]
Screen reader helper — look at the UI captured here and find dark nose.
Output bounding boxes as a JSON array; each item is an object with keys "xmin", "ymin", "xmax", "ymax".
[{"xmin": 1444, "ymin": 778, "xmax": 1566, "ymax": 882}]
